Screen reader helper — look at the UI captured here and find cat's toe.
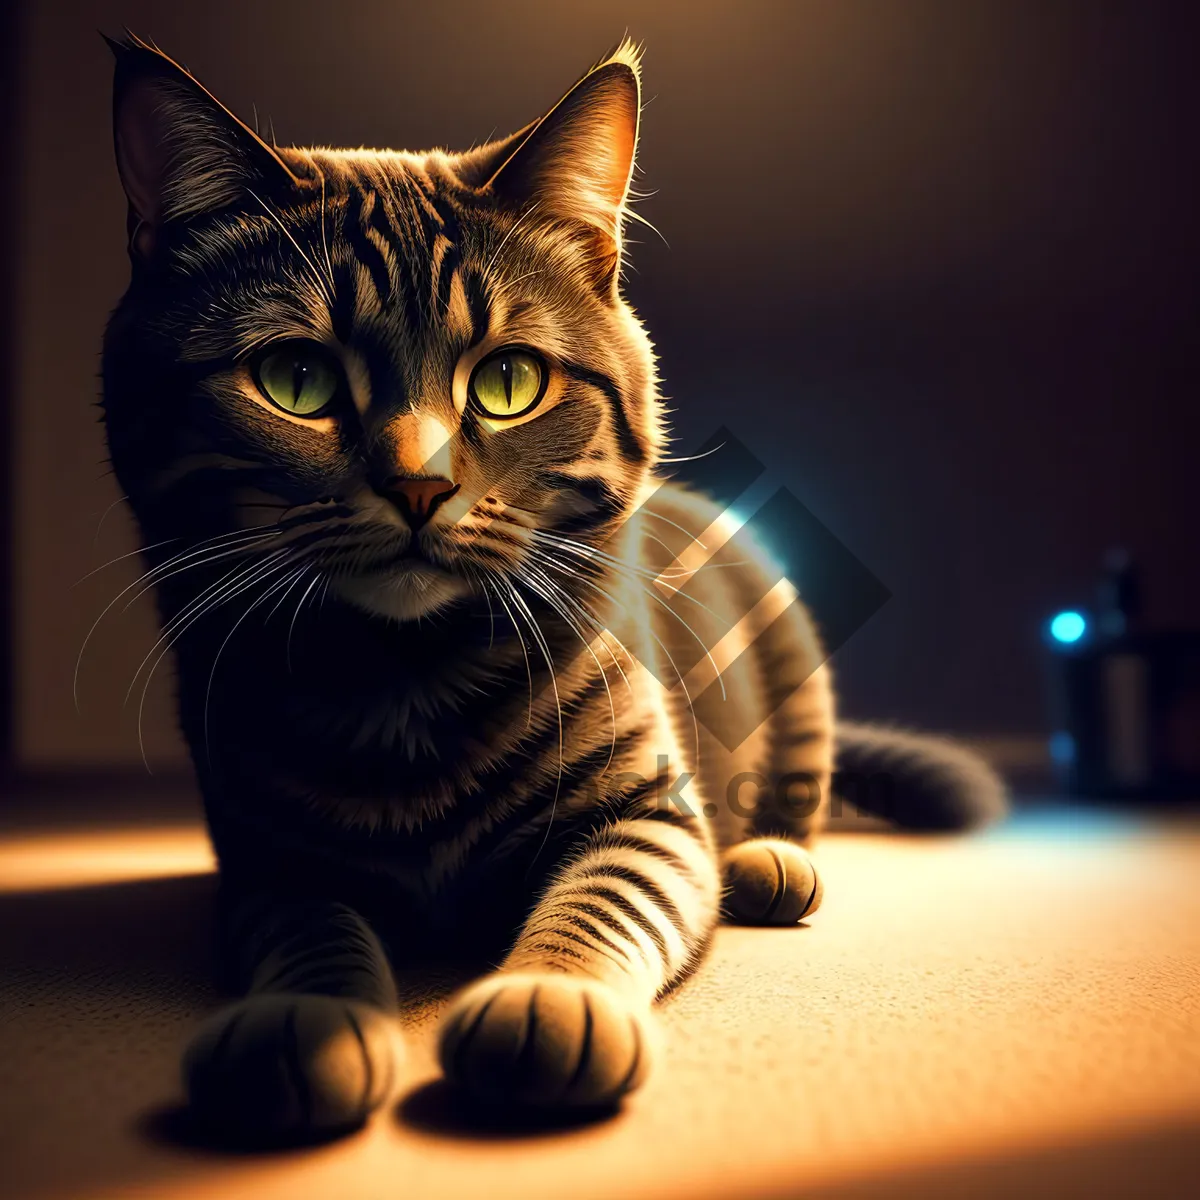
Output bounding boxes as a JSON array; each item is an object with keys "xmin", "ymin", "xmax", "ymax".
[
  {"xmin": 183, "ymin": 993, "xmax": 398, "ymax": 1142},
  {"xmin": 722, "ymin": 838, "xmax": 823, "ymax": 925},
  {"xmin": 438, "ymin": 972, "xmax": 652, "ymax": 1109}
]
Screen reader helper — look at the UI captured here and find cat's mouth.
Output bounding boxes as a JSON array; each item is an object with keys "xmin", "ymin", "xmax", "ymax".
[
  {"xmin": 366, "ymin": 536, "xmax": 451, "ymax": 572},
  {"xmin": 396, "ymin": 539, "xmax": 431, "ymax": 563},
  {"xmin": 329, "ymin": 536, "xmax": 473, "ymax": 621}
]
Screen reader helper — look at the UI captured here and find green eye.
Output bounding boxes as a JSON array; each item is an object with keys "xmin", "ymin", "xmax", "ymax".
[
  {"xmin": 255, "ymin": 344, "xmax": 342, "ymax": 417},
  {"xmin": 469, "ymin": 349, "xmax": 547, "ymax": 419}
]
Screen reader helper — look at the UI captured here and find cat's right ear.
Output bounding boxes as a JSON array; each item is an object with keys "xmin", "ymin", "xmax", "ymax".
[{"xmin": 107, "ymin": 34, "xmax": 303, "ymax": 259}]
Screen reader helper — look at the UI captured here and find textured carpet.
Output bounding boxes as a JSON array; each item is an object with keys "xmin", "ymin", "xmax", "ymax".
[{"xmin": 1, "ymin": 803, "xmax": 1198, "ymax": 1199}]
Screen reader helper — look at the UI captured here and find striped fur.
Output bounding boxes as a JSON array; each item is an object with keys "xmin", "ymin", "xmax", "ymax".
[{"xmin": 100, "ymin": 36, "xmax": 1005, "ymax": 1138}]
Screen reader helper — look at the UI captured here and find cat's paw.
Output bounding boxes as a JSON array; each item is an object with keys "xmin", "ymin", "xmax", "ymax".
[
  {"xmin": 722, "ymin": 837, "xmax": 824, "ymax": 925},
  {"xmin": 438, "ymin": 972, "xmax": 653, "ymax": 1109},
  {"xmin": 183, "ymin": 993, "xmax": 398, "ymax": 1143}
]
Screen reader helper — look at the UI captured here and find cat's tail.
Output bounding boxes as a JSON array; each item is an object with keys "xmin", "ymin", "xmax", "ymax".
[{"xmin": 833, "ymin": 721, "xmax": 1008, "ymax": 831}]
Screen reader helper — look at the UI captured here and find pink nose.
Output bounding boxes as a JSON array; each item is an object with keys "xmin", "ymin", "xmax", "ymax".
[{"xmin": 382, "ymin": 477, "xmax": 459, "ymax": 530}]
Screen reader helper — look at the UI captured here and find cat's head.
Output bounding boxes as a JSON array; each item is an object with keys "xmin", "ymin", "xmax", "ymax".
[{"xmin": 102, "ymin": 35, "xmax": 661, "ymax": 622}]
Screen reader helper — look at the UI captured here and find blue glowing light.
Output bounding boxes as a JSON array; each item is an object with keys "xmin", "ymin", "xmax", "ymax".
[
  {"xmin": 1049, "ymin": 610, "xmax": 1088, "ymax": 644},
  {"xmin": 1048, "ymin": 731, "xmax": 1076, "ymax": 765}
]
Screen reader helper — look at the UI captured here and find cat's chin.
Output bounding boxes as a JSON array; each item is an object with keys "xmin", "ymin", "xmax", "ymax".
[{"xmin": 329, "ymin": 562, "xmax": 472, "ymax": 622}]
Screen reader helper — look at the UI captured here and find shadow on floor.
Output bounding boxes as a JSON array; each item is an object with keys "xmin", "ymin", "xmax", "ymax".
[
  {"xmin": 398, "ymin": 1078, "xmax": 623, "ymax": 1141},
  {"xmin": 0, "ymin": 872, "xmax": 221, "ymax": 1200},
  {"xmin": 0, "ymin": 871, "xmax": 219, "ymax": 1001},
  {"xmin": 0, "ymin": 867, "xmax": 555, "ymax": 1197}
]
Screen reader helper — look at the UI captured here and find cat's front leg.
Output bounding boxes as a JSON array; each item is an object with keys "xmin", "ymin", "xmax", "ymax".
[
  {"xmin": 183, "ymin": 890, "xmax": 401, "ymax": 1143},
  {"xmin": 438, "ymin": 810, "xmax": 720, "ymax": 1109}
]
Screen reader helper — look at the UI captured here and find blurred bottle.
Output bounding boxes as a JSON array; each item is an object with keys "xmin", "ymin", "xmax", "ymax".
[
  {"xmin": 1045, "ymin": 549, "xmax": 1200, "ymax": 800},
  {"xmin": 1096, "ymin": 547, "xmax": 1139, "ymax": 638}
]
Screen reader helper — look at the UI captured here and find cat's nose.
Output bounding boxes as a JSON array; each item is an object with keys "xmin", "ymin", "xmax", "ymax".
[{"xmin": 381, "ymin": 476, "xmax": 460, "ymax": 530}]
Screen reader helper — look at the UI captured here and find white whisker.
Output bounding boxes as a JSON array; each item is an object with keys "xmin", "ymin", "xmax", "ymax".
[
  {"xmin": 657, "ymin": 442, "xmax": 725, "ymax": 466},
  {"xmin": 137, "ymin": 552, "xmax": 297, "ymax": 773},
  {"xmin": 73, "ymin": 526, "xmax": 280, "ymax": 713},
  {"xmin": 483, "ymin": 201, "xmax": 541, "ymax": 278},
  {"xmin": 287, "ymin": 572, "xmax": 325, "ymax": 673},
  {"xmin": 90, "ymin": 494, "xmax": 132, "ymax": 550},
  {"xmin": 649, "ymin": 628, "xmax": 700, "ymax": 770},
  {"xmin": 486, "ymin": 577, "xmax": 534, "ymax": 727},
  {"xmin": 503, "ymin": 581, "xmax": 564, "ymax": 868},
  {"xmin": 246, "ymin": 187, "xmax": 335, "ymax": 307},
  {"xmin": 202, "ymin": 558, "xmax": 303, "ymax": 770},
  {"xmin": 520, "ymin": 563, "xmax": 619, "ymax": 775},
  {"xmin": 73, "ymin": 534, "xmax": 180, "ymax": 588}
]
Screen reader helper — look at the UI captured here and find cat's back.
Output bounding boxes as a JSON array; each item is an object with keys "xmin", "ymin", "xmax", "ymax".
[{"xmin": 636, "ymin": 482, "xmax": 833, "ymax": 842}]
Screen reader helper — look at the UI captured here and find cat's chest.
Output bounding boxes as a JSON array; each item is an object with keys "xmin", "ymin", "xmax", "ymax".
[
  {"xmin": 208, "ymin": 781, "xmax": 562, "ymax": 947},
  {"xmin": 178, "ymin": 629, "xmax": 528, "ymax": 800}
]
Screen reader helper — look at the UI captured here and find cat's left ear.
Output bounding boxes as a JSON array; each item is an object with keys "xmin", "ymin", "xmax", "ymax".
[
  {"xmin": 483, "ymin": 40, "xmax": 642, "ymax": 293},
  {"xmin": 107, "ymin": 33, "xmax": 304, "ymax": 259}
]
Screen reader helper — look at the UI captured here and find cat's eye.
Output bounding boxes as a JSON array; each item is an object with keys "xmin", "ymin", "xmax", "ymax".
[
  {"xmin": 468, "ymin": 348, "xmax": 547, "ymax": 419},
  {"xmin": 253, "ymin": 343, "xmax": 343, "ymax": 417}
]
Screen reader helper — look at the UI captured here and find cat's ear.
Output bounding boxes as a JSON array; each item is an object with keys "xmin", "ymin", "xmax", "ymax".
[
  {"xmin": 451, "ymin": 122, "xmax": 540, "ymax": 189},
  {"xmin": 483, "ymin": 40, "xmax": 642, "ymax": 290},
  {"xmin": 107, "ymin": 34, "xmax": 304, "ymax": 258}
]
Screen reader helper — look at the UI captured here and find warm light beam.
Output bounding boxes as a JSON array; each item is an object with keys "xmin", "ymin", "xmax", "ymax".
[{"xmin": 0, "ymin": 827, "xmax": 215, "ymax": 893}]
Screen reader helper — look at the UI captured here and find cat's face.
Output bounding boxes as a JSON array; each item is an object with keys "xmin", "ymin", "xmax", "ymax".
[{"xmin": 103, "ymin": 38, "xmax": 661, "ymax": 622}]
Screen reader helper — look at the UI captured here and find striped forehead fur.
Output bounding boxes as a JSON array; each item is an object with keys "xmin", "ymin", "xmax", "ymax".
[{"xmin": 104, "ymin": 33, "xmax": 665, "ymax": 610}]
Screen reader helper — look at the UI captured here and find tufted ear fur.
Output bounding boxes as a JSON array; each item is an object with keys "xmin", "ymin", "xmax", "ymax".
[
  {"xmin": 107, "ymin": 33, "xmax": 303, "ymax": 258},
  {"xmin": 481, "ymin": 40, "xmax": 642, "ymax": 292}
]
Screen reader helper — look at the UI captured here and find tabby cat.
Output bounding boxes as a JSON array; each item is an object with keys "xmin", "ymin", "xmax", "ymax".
[{"xmin": 101, "ymin": 35, "xmax": 1005, "ymax": 1141}]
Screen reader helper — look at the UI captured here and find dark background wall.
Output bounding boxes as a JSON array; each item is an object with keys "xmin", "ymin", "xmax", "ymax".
[{"xmin": 5, "ymin": 0, "xmax": 1196, "ymax": 769}]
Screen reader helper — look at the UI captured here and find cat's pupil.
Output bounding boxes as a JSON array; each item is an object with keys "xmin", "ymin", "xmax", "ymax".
[
  {"xmin": 292, "ymin": 361, "xmax": 308, "ymax": 399},
  {"xmin": 499, "ymin": 357, "xmax": 512, "ymax": 406}
]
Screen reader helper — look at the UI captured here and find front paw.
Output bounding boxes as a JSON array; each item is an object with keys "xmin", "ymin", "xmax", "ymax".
[
  {"xmin": 438, "ymin": 973, "xmax": 653, "ymax": 1109},
  {"xmin": 183, "ymin": 993, "xmax": 398, "ymax": 1142},
  {"xmin": 722, "ymin": 838, "xmax": 824, "ymax": 925}
]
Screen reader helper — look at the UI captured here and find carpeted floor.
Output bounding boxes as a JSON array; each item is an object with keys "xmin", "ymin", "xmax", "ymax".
[{"xmin": 1, "ymin": 796, "xmax": 1198, "ymax": 1199}]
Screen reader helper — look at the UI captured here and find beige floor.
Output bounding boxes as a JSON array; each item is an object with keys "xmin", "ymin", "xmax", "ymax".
[{"xmin": 1, "ymin": 801, "xmax": 1198, "ymax": 1199}]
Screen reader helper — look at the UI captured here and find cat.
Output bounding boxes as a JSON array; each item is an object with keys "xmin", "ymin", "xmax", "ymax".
[{"xmin": 101, "ymin": 34, "xmax": 1006, "ymax": 1141}]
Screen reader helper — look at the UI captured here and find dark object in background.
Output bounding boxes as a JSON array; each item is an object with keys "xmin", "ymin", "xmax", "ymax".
[{"xmin": 1046, "ymin": 551, "xmax": 1200, "ymax": 800}]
